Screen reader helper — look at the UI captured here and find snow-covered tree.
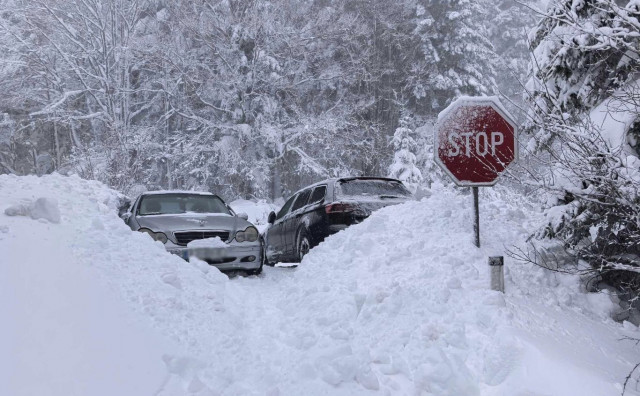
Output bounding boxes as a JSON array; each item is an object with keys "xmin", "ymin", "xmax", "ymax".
[
  {"xmin": 388, "ymin": 117, "xmax": 423, "ymax": 191},
  {"xmin": 486, "ymin": 0, "xmax": 538, "ymax": 110},
  {"xmin": 525, "ymin": 0, "xmax": 640, "ymax": 290},
  {"xmin": 409, "ymin": 0, "xmax": 498, "ymax": 111}
]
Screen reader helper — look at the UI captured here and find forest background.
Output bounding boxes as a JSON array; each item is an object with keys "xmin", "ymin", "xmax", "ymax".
[{"xmin": 0, "ymin": 0, "xmax": 536, "ymax": 200}]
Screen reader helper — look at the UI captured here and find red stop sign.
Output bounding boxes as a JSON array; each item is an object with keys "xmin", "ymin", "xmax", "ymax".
[{"xmin": 435, "ymin": 97, "xmax": 518, "ymax": 186}]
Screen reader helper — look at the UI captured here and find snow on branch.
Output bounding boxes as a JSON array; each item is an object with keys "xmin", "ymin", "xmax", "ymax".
[{"xmin": 30, "ymin": 90, "xmax": 85, "ymax": 116}]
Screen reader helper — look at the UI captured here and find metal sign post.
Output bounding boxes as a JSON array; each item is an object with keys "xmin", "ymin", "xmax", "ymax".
[
  {"xmin": 473, "ymin": 186, "xmax": 480, "ymax": 248},
  {"xmin": 434, "ymin": 96, "xmax": 518, "ymax": 248}
]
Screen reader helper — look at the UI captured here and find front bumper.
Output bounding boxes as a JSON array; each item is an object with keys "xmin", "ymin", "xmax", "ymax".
[{"xmin": 166, "ymin": 242, "xmax": 262, "ymax": 271}]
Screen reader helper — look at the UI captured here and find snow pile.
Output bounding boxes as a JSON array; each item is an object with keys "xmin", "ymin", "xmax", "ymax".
[
  {"xmin": 187, "ymin": 236, "xmax": 228, "ymax": 249},
  {"xmin": 284, "ymin": 194, "xmax": 514, "ymax": 394},
  {"xmin": 2, "ymin": 174, "xmax": 639, "ymax": 396},
  {"xmin": 0, "ymin": 174, "xmax": 232, "ymax": 395},
  {"xmin": 270, "ymin": 183, "xmax": 640, "ymax": 395}
]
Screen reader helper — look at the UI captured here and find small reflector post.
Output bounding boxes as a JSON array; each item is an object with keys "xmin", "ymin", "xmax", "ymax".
[{"xmin": 489, "ymin": 256, "xmax": 504, "ymax": 266}]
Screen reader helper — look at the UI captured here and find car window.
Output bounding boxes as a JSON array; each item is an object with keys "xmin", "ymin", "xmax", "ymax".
[
  {"xmin": 138, "ymin": 194, "xmax": 231, "ymax": 216},
  {"xmin": 276, "ymin": 194, "xmax": 297, "ymax": 220},
  {"xmin": 131, "ymin": 197, "xmax": 140, "ymax": 214},
  {"xmin": 309, "ymin": 186, "xmax": 327, "ymax": 205},
  {"xmin": 337, "ymin": 179, "xmax": 411, "ymax": 198},
  {"xmin": 291, "ymin": 189, "xmax": 312, "ymax": 212}
]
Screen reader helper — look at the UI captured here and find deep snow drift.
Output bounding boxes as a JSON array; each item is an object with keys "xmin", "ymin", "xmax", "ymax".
[{"xmin": 1, "ymin": 174, "xmax": 639, "ymax": 396}]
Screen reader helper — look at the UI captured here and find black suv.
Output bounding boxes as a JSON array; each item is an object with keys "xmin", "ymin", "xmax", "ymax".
[{"xmin": 263, "ymin": 177, "xmax": 412, "ymax": 263}]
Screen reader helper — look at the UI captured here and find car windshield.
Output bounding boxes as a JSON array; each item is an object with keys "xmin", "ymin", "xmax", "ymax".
[
  {"xmin": 337, "ymin": 179, "xmax": 411, "ymax": 198},
  {"xmin": 138, "ymin": 194, "xmax": 231, "ymax": 216}
]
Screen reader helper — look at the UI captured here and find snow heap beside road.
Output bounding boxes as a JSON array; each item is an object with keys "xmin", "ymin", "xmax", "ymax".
[
  {"xmin": 0, "ymin": 174, "xmax": 232, "ymax": 395},
  {"xmin": 281, "ymin": 184, "xmax": 640, "ymax": 395},
  {"xmin": 1, "ymin": 174, "xmax": 639, "ymax": 396}
]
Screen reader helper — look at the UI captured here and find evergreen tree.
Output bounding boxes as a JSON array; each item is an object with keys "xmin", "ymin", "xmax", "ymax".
[
  {"xmin": 388, "ymin": 117, "xmax": 423, "ymax": 191},
  {"xmin": 526, "ymin": 0, "xmax": 639, "ymax": 148},
  {"xmin": 409, "ymin": 0, "xmax": 497, "ymax": 111},
  {"xmin": 526, "ymin": 0, "xmax": 640, "ymax": 288}
]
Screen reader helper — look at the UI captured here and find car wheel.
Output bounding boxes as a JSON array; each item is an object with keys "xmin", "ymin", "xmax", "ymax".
[
  {"xmin": 296, "ymin": 229, "xmax": 311, "ymax": 262},
  {"xmin": 261, "ymin": 237, "xmax": 274, "ymax": 267}
]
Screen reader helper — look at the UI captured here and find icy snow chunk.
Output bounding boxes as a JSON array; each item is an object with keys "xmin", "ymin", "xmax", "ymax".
[
  {"xmin": 31, "ymin": 197, "xmax": 61, "ymax": 223},
  {"xmin": 187, "ymin": 236, "xmax": 227, "ymax": 249},
  {"xmin": 4, "ymin": 197, "xmax": 61, "ymax": 223},
  {"xmin": 162, "ymin": 272, "xmax": 183, "ymax": 290},
  {"xmin": 190, "ymin": 256, "xmax": 211, "ymax": 274},
  {"xmin": 355, "ymin": 366, "xmax": 380, "ymax": 390},
  {"xmin": 4, "ymin": 203, "xmax": 28, "ymax": 217}
]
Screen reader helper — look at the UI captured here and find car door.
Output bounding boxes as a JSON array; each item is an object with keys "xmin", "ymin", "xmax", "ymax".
[
  {"xmin": 305, "ymin": 185, "xmax": 327, "ymax": 241},
  {"xmin": 266, "ymin": 193, "xmax": 297, "ymax": 262},
  {"xmin": 283, "ymin": 189, "xmax": 312, "ymax": 258}
]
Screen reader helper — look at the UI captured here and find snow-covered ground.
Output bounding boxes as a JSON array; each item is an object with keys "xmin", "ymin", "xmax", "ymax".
[{"xmin": 2, "ymin": 174, "xmax": 639, "ymax": 396}]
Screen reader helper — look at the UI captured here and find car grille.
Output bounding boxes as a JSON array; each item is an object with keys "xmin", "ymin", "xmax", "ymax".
[{"xmin": 174, "ymin": 231, "xmax": 230, "ymax": 246}]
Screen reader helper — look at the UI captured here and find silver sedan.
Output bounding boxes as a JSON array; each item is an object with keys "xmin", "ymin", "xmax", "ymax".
[{"xmin": 121, "ymin": 191, "xmax": 263, "ymax": 275}]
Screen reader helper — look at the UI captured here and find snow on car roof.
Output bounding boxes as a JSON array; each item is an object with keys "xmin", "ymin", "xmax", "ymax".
[
  {"xmin": 140, "ymin": 190, "xmax": 215, "ymax": 196},
  {"xmin": 288, "ymin": 176, "xmax": 403, "ymax": 197}
]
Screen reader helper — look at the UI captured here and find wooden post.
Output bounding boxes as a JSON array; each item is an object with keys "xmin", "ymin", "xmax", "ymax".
[
  {"xmin": 473, "ymin": 186, "xmax": 480, "ymax": 248},
  {"xmin": 489, "ymin": 256, "xmax": 504, "ymax": 293}
]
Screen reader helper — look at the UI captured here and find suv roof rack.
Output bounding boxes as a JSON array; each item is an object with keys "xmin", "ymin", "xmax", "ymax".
[{"xmin": 337, "ymin": 176, "xmax": 401, "ymax": 183}]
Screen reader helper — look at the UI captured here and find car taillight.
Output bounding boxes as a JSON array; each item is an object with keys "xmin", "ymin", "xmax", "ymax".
[{"xmin": 325, "ymin": 202, "xmax": 355, "ymax": 214}]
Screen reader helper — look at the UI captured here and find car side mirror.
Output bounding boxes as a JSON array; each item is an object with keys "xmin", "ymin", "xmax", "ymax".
[
  {"xmin": 120, "ymin": 212, "xmax": 131, "ymax": 222},
  {"xmin": 268, "ymin": 211, "xmax": 276, "ymax": 224},
  {"xmin": 237, "ymin": 212, "xmax": 249, "ymax": 220}
]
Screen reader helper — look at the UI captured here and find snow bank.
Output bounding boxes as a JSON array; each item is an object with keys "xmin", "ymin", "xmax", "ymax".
[
  {"xmin": 269, "ymin": 183, "xmax": 640, "ymax": 395},
  {"xmin": 0, "ymin": 174, "xmax": 231, "ymax": 395},
  {"xmin": 2, "ymin": 174, "xmax": 639, "ymax": 396}
]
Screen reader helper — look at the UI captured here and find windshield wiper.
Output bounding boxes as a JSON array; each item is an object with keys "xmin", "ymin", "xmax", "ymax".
[{"xmin": 379, "ymin": 195, "xmax": 402, "ymax": 199}]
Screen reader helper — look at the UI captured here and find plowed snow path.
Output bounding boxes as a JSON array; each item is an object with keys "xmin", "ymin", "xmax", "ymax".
[{"xmin": 2, "ymin": 174, "xmax": 640, "ymax": 396}]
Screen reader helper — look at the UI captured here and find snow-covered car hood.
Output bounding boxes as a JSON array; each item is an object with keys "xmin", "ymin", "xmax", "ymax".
[{"xmin": 135, "ymin": 213, "xmax": 251, "ymax": 233}]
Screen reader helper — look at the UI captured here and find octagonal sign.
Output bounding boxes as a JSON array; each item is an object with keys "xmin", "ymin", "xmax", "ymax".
[{"xmin": 435, "ymin": 96, "xmax": 518, "ymax": 186}]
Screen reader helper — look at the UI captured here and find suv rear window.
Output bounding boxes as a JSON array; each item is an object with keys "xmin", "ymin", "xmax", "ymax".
[{"xmin": 337, "ymin": 179, "xmax": 411, "ymax": 198}]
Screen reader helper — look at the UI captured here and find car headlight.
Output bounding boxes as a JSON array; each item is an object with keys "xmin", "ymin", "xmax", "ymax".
[
  {"xmin": 139, "ymin": 228, "xmax": 168, "ymax": 244},
  {"xmin": 236, "ymin": 230, "xmax": 245, "ymax": 243},
  {"xmin": 244, "ymin": 226, "xmax": 258, "ymax": 242},
  {"xmin": 235, "ymin": 226, "xmax": 258, "ymax": 243}
]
